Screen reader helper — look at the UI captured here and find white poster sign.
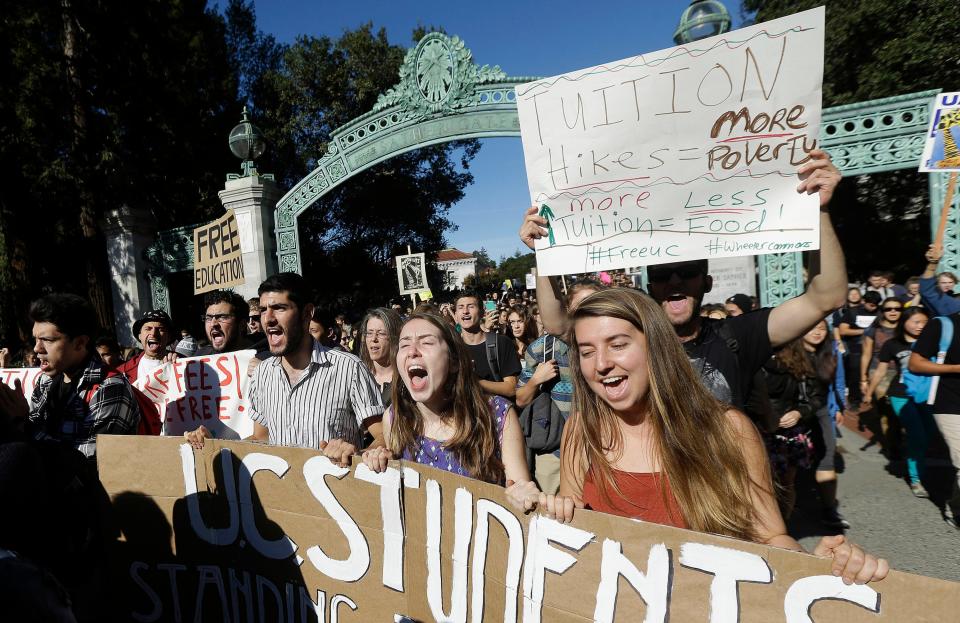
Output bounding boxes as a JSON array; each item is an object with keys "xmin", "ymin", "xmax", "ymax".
[
  {"xmin": 133, "ymin": 350, "xmax": 255, "ymax": 439},
  {"xmin": 919, "ymin": 92, "xmax": 960, "ymax": 172},
  {"xmin": 516, "ymin": 8, "xmax": 825, "ymax": 276},
  {"xmin": 702, "ymin": 256, "xmax": 757, "ymax": 304},
  {"xmin": 396, "ymin": 252, "xmax": 430, "ymax": 295}
]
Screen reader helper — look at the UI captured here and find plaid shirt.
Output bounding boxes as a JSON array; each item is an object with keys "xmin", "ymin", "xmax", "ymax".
[{"xmin": 28, "ymin": 356, "xmax": 140, "ymax": 458}]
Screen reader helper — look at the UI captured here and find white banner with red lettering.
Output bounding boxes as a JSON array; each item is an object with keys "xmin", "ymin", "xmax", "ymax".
[
  {"xmin": 2, "ymin": 351, "xmax": 255, "ymax": 439},
  {"xmin": 134, "ymin": 350, "xmax": 255, "ymax": 439}
]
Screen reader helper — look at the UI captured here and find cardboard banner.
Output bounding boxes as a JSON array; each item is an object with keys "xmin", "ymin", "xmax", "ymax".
[
  {"xmin": 920, "ymin": 92, "xmax": 960, "ymax": 171},
  {"xmin": 98, "ymin": 436, "xmax": 959, "ymax": 622},
  {"xmin": 133, "ymin": 351, "xmax": 256, "ymax": 439},
  {"xmin": 194, "ymin": 209, "xmax": 245, "ymax": 294},
  {"xmin": 397, "ymin": 252, "xmax": 430, "ymax": 295},
  {"xmin": 516, "ymin": 8, "xmax": 824, "ymax": 276}
]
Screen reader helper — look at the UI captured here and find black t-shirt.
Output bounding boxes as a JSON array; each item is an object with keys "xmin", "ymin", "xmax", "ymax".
[
  {"xmin": 914, "ymin": 315, "xmax": 960, "ymax": 412},
  {"xmin": 840, "ymin": 305, "xmax": 877, "ymax": 353},
  {"xmin": 684, "ymin": 308, "xmax": 773, "ymax": 409},
  {"xmin": 878, "ymin": 336, "xmax": 912, "ymax": 398},
  {"xmin": 465, "ymin": 332, "xmax": 522, "ymax": 383}
]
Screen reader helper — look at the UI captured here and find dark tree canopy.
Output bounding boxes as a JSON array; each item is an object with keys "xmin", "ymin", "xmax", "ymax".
[
  {"xmin": 1, "ymin": 0, "xmax": 480, "ymax": 346},
  {"xmin": 742, "ymin": 1, "xmax": 960, "ymax": 281},
  {"xmin": 231, "ymin": 14, "xmax": 480, "ymax": 316},
  {"xmin": 1, "ymin": 0, "xmax": 238, "ymax": 346}
]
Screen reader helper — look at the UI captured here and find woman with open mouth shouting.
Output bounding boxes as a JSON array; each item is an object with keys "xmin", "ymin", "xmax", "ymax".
[
  {"xmin": 546, "ymin": 288, "xmax": 889, "ymax": 587},
  {"xmin": 361, "ymin": 312, "xmax": 543, "ymax": 513}
]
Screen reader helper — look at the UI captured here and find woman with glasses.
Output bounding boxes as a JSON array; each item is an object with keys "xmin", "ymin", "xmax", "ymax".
[
  {"xmin": 358, "ymin": 308, "xmax": 403, "ymax": 407},
  {"xmin": 859, "ymin": 298, "xmax": 903, "ymax": 400},
  {"xmin": 864, "ymin": 307, "xmax": 934, "ymax": 497}
]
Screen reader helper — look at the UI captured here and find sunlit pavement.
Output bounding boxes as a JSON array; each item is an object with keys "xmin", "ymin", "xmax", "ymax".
[{"xmin": 786, "ymin": 404, "xmax": 960, "ymax": 582}]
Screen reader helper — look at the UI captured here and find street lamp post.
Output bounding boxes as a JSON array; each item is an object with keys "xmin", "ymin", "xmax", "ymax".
[
  {"xmin": 673, "ymin": 0, "xmax": 732, "ymax": 45},
  {"xmin": 227, "ymin": 106, "xmax": 272, "ymax": 181}
]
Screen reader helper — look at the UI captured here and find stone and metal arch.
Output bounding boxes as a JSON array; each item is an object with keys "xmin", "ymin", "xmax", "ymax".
[
  {"xmin": 273, "ymin": 33, "xmax": 959, "ymax": 306},
  {"xmin": 760, "ymin": 89, "xmax": 958, "ymax": 304},
  {"xmin": 272, "ymin": 33, "xmax": 540, "ymax": 274}
]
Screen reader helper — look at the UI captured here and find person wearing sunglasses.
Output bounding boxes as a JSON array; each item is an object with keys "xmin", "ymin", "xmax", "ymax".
[
  {"xmin": 246, "ymin": 298, "xmax": 265, "ymax": 343},
  {"xmin": 858, "ymin": 297, "xmax": 903, "ymax": 406},
  {"xmin": 520, "ymin": 149, "xmax": 849, "ymax": 410}
]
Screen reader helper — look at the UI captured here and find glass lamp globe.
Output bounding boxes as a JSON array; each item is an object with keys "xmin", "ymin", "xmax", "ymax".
[
  {"xmin": 228, "ymin": 107, "xmax": 266, "ymax": 161},
  {"xmin": 673, "ymin": 0, "xmax": 732, "ymax": 45}
]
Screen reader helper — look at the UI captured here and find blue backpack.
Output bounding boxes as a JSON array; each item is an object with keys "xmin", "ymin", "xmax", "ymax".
[{"xmin": 903, "ymin": 316, "xmax": 954, "ymax": 404}]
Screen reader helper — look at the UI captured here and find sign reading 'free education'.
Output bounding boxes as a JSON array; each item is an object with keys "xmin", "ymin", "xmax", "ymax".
[
  {"xmin": 193, "ymin": 209, "xmax": 245, "ymax": 294},
  {"xmin": 516, "ymin": 7, "xmax": 825, "ymax": 276}
]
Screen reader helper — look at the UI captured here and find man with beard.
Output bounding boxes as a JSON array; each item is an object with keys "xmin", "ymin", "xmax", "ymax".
[
  {"xmin": 184, "ymin": 273, "xmax": 384, "ymax": 465},
  {"xmin": 0, "ymin": 294, "xmax": 140, "ymax": 460},
  {"xmin": 195, "ymin": 291, "xmax": 251, "ymax": 355},
  {"xmin": 520, "ymin": 149, "xmax": 847, "ymax": 409}
]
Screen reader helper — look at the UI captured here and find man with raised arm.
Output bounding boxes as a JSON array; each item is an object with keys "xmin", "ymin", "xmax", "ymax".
[
  {"xmin": 918, "ymin": 244, "xmax": 960, "ymax": 316},
  {"xmin": 520, "ymin": 149, "xmax": 848, "ymax": 409}
]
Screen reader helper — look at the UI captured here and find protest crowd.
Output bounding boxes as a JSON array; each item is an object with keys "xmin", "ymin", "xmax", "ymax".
[{"xmin": 43, "ymin": 144, "xmax": 960, "ymax": 620}]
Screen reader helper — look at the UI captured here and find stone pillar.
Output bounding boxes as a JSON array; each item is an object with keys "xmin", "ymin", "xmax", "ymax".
[
  {"xmin": 218, "ymin": 174, "xmax": 281, "ymax": 300},
  {"xmin": 101, "ymin": 205, "xmax": 158, "ymax": 345}
]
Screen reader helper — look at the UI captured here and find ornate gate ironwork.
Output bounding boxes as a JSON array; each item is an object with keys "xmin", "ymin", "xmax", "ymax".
[{"xmin": 146, "ymin": 34, "xmax": 948, "ymax": 311}]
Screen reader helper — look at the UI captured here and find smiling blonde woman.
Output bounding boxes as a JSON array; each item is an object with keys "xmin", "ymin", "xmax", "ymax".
[{"xmin": 546, "ymin": 287, "xmax": 889, "ymax": 586}]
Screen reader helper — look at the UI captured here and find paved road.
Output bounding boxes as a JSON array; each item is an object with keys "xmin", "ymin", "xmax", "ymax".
[{"xmin": 787, "ymin": 414, "xmax": 960, "ymax": 583}]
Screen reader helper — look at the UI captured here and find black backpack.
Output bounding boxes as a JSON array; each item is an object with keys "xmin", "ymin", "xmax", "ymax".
[{"xmin": 518, "ymin": 337, "xmax": 565, "ymax": 469}]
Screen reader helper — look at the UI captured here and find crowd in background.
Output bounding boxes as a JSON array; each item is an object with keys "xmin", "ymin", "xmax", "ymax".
[{"xmin": 13, "ymin": 150, "xmax": 960, "ymax": 619}]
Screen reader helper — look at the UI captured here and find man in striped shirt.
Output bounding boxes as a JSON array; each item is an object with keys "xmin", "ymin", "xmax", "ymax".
[{"xmin": 185, "ymin": 273, "xmax": 384, "ymax": 464}]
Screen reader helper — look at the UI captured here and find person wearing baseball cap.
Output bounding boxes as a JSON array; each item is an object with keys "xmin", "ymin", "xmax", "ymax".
[
  {"xmin": 724, "ymin": 294, "xmax": 754, "ymax": 317},
  {"xmin": 118, "ymin": 310, "xmax": 176, "ymax": 383}
]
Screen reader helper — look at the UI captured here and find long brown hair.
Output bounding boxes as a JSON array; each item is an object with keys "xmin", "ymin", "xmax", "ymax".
[
  {"xmin": 779, "ymin": 319, "xmax": 836, "ymax": 382},
  {"xmin": 565, "ymin": 288, "xmax": 764, "ymax": 541},
  {"xmin": 389, "ymin": 313, "xmax": 505, "ymax": 484},
  {"xmin": 507, "ymin": 304, "xmax": 538, "ymax": 352}
]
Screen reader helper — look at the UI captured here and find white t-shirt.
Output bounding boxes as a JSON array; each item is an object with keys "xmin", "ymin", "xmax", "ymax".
[{"xmin": 137, "ymin": 356, "xmax": 164, "ymax": 380}]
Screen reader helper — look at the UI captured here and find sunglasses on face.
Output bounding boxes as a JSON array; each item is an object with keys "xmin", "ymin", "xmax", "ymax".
[
  {"xmin": 647, "ymin": 265, "xmax": 703, "ymax": 283},
  {"xmin": 882, "ymin": 307, "xmax": 902, "ymax": 312}
]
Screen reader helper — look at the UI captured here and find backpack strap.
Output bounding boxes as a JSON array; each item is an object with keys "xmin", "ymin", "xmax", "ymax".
[
  {"xmin": 937, "ymin": 316, "xmax": 954, "ymax": 359},
  {"xmin": 484, "ymin": 331, "xmax": 502, "ymax": 382},
  {"xmin": 927, "ymin": 316, "xmax": 955, "ymax": 406},
  {"xmin": 715, "ymin": 319, "xmax": 740, "ymax": 353}
]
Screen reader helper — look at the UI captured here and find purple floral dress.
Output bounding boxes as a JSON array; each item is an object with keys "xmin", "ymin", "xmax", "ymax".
[{"xmin": 401, "ymin": 396, "xmax": 509, "ymax": 482}]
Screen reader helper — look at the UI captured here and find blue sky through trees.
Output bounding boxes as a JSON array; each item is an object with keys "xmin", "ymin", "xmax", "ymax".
[{"xmin": 251, "ymin": 0, "xmax": 750, "ymax": 262}]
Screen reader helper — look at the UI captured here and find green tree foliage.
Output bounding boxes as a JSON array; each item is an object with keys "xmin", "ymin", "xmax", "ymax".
[
  {"xmin": 232, "ymin": 17, "xmax": 480, "ymax": 315},
  {"xmin": 741, "ymin": 0, "xmax": 960, "ymax": 280},
  {"xmin": 1, "ymin": 0, "xmax": 238, "ymax": 344},
  {"xmin": 498, "ymin": 251, "xmax": 536, "ymax": 283},
  {"xmin": 473, "ymin": 247, "xmax": 497, "ymax": 272},
  {"xmin": 462, "ymin": 250, "xmax": 535, "ymax": 294}
]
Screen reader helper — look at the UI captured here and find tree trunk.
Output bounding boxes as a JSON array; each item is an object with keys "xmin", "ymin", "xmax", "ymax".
[{"xmin": 61, "ymin": 0, "xmax": 114, "ymax": 333}]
